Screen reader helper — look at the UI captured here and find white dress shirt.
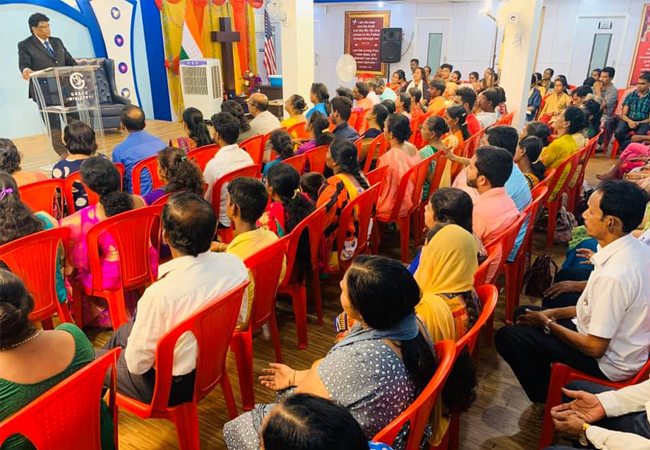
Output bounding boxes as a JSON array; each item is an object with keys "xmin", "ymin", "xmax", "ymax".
[
  {"xmin": 203, "ymin": 144, "xmax": 254, "ymax": 226},
  {"xmin": 475, "ymin": 111, "xmax": 498, "ymax": 129},
  {"xmin": 125, "ymin": 251, "xmax": 248, "ymax": 376},
  {"xmin": 584, "ymin": 378, "xmax": 650, "ymax": 449},
  {"xmin": 238, "ymin": 110, "xmax": 281, "ymax": 143},
  {"xmin": 575, "ymin": 234, "xmax": 650, "ymax": 381},
  {"xmin": 367, "ymin": 91, "xmax": 381, "ymax": 105}
]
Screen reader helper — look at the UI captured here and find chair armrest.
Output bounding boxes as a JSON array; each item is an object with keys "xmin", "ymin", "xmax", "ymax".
[{"xmin": 112, "ymin": 95, "xmax": 131, "ymax": 105}]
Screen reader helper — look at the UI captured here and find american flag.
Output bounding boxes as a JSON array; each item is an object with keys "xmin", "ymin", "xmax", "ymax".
[{"xmin": 263, "ymin": 7, "xmax": 277, "ymax": 77}]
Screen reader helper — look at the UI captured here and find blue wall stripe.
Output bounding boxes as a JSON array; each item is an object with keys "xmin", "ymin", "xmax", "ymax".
[{"xmin": 140, "ymin": 1, "xmax": 171, "ymax": 121}]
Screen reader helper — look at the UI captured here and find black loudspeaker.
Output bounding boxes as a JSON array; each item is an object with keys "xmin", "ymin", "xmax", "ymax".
[{"xmin": 380, "ymin": 27, "xmax": 403, "ymax": 63}]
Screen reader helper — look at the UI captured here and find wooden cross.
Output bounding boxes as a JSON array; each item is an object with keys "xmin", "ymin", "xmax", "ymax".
[{"xmin": 211, "ymin": 17, "xmax": 241, "ymax": 97}]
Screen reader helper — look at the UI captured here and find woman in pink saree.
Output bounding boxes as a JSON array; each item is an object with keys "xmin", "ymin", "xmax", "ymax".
[
  {"xmin": 60, "ymin": 157, "xmax": 157, "ymax": 328},
  {"xmin": 597, "ymin": 140, "xmax": 650, "ymax": 180}
]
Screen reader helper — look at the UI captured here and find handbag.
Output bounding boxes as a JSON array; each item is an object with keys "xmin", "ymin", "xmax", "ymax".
[{"xmin": 523, "ymin": 254, "xmax": 559, "ymax": 298}]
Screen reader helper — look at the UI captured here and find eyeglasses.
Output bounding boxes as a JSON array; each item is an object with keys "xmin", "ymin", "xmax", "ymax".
[{"xmin": 36, "ymin": 24, "xmax": 50, "ymax": 30}]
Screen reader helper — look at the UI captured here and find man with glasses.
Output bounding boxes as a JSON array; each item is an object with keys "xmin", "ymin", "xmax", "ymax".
[
  {"xmin": 244, "ymin": 93, "xmax": 281, "ymax": 162},
  {"xmin": 18, "ymin": 13, "xmax": 77, "ymax": 156}
]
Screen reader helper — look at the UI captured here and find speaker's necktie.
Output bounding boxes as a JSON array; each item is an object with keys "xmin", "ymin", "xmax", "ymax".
[{"xmin": 44, "ymin": 40, "xmax": 55, "ymax": 58}]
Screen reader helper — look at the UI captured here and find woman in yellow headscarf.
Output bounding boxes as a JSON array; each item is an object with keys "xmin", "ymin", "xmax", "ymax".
[{"xmin": 414, "ymin": 223, "xmax": 481, "ymax": 343}]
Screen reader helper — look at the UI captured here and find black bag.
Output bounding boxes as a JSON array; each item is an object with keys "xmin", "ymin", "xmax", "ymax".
[{"xmin": 523, "ymin": 254, "xmax": 558, "ymax": 298}]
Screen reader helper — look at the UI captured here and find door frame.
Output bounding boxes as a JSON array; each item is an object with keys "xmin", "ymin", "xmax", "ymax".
[
  {"xmin": 566, "ymin": 13, "xmax": 628, "ymax": 82},
  {"xmin": 414, "ymin": 17, "xmax": 452, "ymax": 66}
]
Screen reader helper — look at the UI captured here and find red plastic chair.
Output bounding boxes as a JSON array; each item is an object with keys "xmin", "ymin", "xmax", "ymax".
[
  {"xmin": 187, "ymin": 143, "xmax": 220, "ymax": 171},
  {"xmin": 414, "ymin": 152, "xmax": 448, "ymax": 246},
  {"xmin": 150, "ymin": 191, "xmax": 174, "ymax": 206},
  {"xmin": 567, "ymin": 133, "xmax": 601, "ymax": 213},
  {"xmin": 539, "ymin": 356, "xmax": 650, "ymax": 449},
  {"xmin": 63, "ymin": 163, "xmax": 125, "ymax": 214},
  {"xmin": 19, "ymin": 178, "xmax": 64, "ymax": 219},
  {"xmin": 277, "ymin": 206, "xmax": 326, "ymax": 349},
  {"xmin": 474, "ymin": 243, "xmax": 501, "ymax": 287},
  {"xmin": 367, "ymin": 165, "xmax": 388, "ymax": 189},
  {"xmin": 409, "ymin": 113, "xmax": 429, "ymax": 148},
  {"xmin": 0, "ymin": 227, "xmax": 73, "ymax": 328},
  {"xmin": 348, "ymin": 110, "xmax": 360, "ymax": 129},
  {"xmin": 116, "ymin": 282, "xmax": 248, "ymax": 450},
  {"xmin": 544, "ymin": 149, "xmax": 584, "ymax": 247},
  {"xmin": 287, "ymin": 122, "xmax": 310, "ymax": 140},
  {"xmin": 335, "ymin": 184, "xmax": 380, "ymax": 263},
  {"xmin": 303, "ymin": 144, "xmax": 329, "ymax": 174},
  {"xmin": 372, "ymin": 340, "xmax": 457, "ymax": 449},
  {"xmin": 230, "ymin": 237, "xmax": 288, "ymax": 411},
  {"xmin": 378, "ymin": 155, "xmax": 434, "ymax": 262},
  {"xmin": 283, "ymin": 154, "xmax": 308, "ymax": 175},
  {"xmin": 355, "ymin": 108, "xmax": 371, "ymax": 134},
  {"xmin": 240, "ymin": 135, "xmax": 265, "ymax": 167},
  {"xmin": 132, "ymin": 154, "xmax": 164, "ymax": 196},
  {"xmin": 260, "ymin": 128, "xmax": 285, "ymax": 163},
  {"xmin": 210, "ymin": 165, "xmax": 261, "ymax": 244},
  {"xmin": 0, "ymin": 348, "xmax": 120, "ymax": 450},
  {"xmin": 70, "ymin": 205, "xmax": 163, "ymax": 330},
  {"xmin": 363, "ymin": 134, "xmax": 389, "ymax": 173},
  {"xmin": 495, "ymin": 111, "xmax": 515, "ymax": 126}
]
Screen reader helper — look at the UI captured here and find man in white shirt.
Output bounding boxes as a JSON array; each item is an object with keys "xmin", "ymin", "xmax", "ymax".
[
  {"xmin": 475, "ymin": 88, "xmax": 500, "ymax": 129},
  {"xmin": 496, "ymin": 180, "xmax": 650, "ymax": 403},
  {"xmin": 238, "ymin": 93, "xmax": 281, "ymax": 147},
  {"xmin": 204, "ymin": 112, "xmax": 254, "ymax": 227},
  {"xmin": 99, "ymin": 192, "xmax": 249, "ymax": 404},
  {"xmin": 547, "ymin": 378, "xmax": 650, "ymax": 450},
  {"xmin": 366, "ymin": 79, "xmax": 381, "ymax": 105}
]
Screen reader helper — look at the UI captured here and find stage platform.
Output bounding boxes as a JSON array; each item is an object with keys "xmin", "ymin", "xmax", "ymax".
[{"xmin": 13, "ymin": 120, "xmax": 185, "ymax": 173}]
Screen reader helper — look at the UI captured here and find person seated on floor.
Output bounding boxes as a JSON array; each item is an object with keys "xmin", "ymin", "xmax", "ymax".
[
  {"xmin": 211, "ymin": 177, "xmax": 285, "ymax": 330},
  {"xmin": 0, "ymin": 138, "xmax": 47, "ymax": 187},
  {"xmin": 395, "ymin": 93, "xmax": 412, "ymax": 120},
  {"xmin": 426, "ymin": 80, "xmax": 448, "ymax": 116},
  {"xmin": 546, "ymin": 371, "xmax": 650, "ymax": 450},
  {"xmin": 453, "ymin": 86, "xmax": 480, "ymax": 135},
  {"xmin": 204, "ymin": 112, "xmax": 254, "ymax": 227},
  {"xmin": 221, "ymin": 100, "xmax": 252, "ymax": 144},
  {"xmin": 0, "ymin": 172, "xmax": 66, "ymax": 304},
  {"xmin": 317, "ymin": 139, "xmax": 369, "ymax": 260},
  {"xmin": 99, "ymin": 192, "xmax": 248, "ymax": 405},
  {"xmin": 519, "ymin": 120, "xmax": 552, "ymax": 147},
  {"xmin": 262, "ymin": 129, "xmax": 295, "ymax": 180},
  {"xmin": 280, "ymin": 94, "xmax": 308, "ymax": 130},
  {"xmin": 376, "ymin": 78, "xmax": 397, "ymax": 102},
  {"xmin": 52, "ymin": 121, "xmax": 107, "ymax": 210},
  {"xmin": 353, "ymin": 81, "xmax": 374, "ymax": 111},
  {"xmin": 381, "ymin": 99, "xmax": 396, "ymax": 115},
  {"xmin": 597, "ymin": 140, "xmax": 650, "ymax": 181},
  {"xmin": 495, "ymin": 180, "xmax": 650, "ymax": 404},
  {"xmin": 514, "ymin": 136, "xmax": 546, "ymax": 190},
  {"xmin": 306, "ymin": 82, "xmax": 331, "ymax": 119},
  {"xmin": 295, "ymin": 112, "xmax": 333, "ymax": 156},
  {"xmin": 330, "ymin": 96, "xmax": 360, "ymax": 142},
  {"xmin": 169, "ymin": 106, "xmax": 214, "ymax": 152},
  {"xmin": 366, "ymin": 79, "xmax": 381, "ymax": 106},
  {"xmin": 475, "ymin": 88, "xmax": 500, "ymax": 129},
  {"xmin": 0, "ymin": 270, "xmax": 115, "ymax": 450},
  {"xmin": 143, "ymin": 146, "xmax": 204, "ymax": 205},
  {"xmin": 261, "ymin": 394, "xmax": 395, "ymax": 450},
  {"xmin": 243, "ymin": 93, "xmax": 281, "ymax": 146},
  {"xmin": 467, "ymin": 146, "xmax": 520, "ymax": 280},
  {"xmin": 112, "ymin": 105, "xmax": 166, "ymax": 195},
  {"xmin": 60, "ymin": 157, "xmax": 153, "ymax": 329},
  {"xmin": 223, "ymin": 255, "xmax": 449, "ymax": 450},
  {"xmin": 539, "ymin": 77, "xmax": 571, "ymax": 124},
  {"xmin": 376, "ymin": 114, "xmax": 420, "ymax": 221}
]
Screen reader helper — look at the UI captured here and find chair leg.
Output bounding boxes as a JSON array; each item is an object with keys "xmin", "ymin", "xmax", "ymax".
[
  {"xmin": 398, "ymin": 216, "xmax": 411, "ymax": 263},
  {"xmin": 312, "ymin": 268, "xmax": 323, "ymax": 326},
  {"xmin": 269, "ymin": 312, "xmax": 283, "ymax": 363},
  {"xmin": 504, "ymin": 262, "xmax": 517, "ymax": 326},
  {"xmin": 546, "ymin": 201, "xmax": 559, "ymax": 247},
  {"xmin": 106, "ymin": 290, "xmax": 128, "ymax": 331},
  {"xmin": 221, "ymin": 372, "xmax": 239, "ymax": 419},
  {"xmin": 71, "ymin": 284, "xmax": 84, "ymax": 328},
  {"xmin": 289, "ymin": 285, "xmax": 308, "ymax": 350},
  {"xmin": 56, "ymin": 300, "xmax": 74, "ymax": 324},
  {"xmin": 539, "ymin": 365, "xmax": 570, "ymax": 449},
  {"xmin": 448, "ymin": 411, "xmax": 461, "ymax": 450},
  {"xmin": 230, "ymin": 331, "xmax": 255, "ymax": 412},
  {"xmin": 168, "ymin": 402, "xmax": 201, "ymax": 450},
  {"xmin": 610, "ymin": 140, "xmax": 619, "ymax": 159}
]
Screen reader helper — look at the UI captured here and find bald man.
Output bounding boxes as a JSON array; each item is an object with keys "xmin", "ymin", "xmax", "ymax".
[
  {"xmin": 239, "ymin": 93, "xmax": 281, "ymax": 161},
  {"xmin": 112, "ymin": 104, "xmax": 166, "ymax": 194}
]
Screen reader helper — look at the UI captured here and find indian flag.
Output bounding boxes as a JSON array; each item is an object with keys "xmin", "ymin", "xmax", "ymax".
[{"xmin": 180, "ymin": 0, "xmax": 205, "ymax": 60}]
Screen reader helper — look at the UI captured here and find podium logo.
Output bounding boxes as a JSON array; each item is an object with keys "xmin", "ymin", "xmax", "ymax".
[{"xmin": 70, "ymin": 73, "xmax": 86, "ymax": 90}]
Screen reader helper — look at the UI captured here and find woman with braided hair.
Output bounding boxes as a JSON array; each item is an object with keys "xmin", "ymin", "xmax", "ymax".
[
  {"xmin": 60, "ymin": 156, "xmax": 157, "ymax": 328},
  {"xmin": 143, "ymin": 146, "xmax": 204, "ymax": 205},
  {"xmin": 169, "ymin": 107, "xmax": 214, "ymax": 151},
  {"xmin": 317, "ymin": 140, "xmax": 370, "ymax": 260}
]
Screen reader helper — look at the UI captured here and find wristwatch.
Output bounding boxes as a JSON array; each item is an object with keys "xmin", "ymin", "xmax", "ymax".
[
  {"xmin": 543, "ymin": 317, "xmax": 555, "ymax": 335},
  {"xmin": 578, "ymin": 423, "xmax": 590, "ymax": 447}
]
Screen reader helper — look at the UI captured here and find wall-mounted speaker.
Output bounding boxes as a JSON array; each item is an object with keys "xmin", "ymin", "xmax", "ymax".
[{"xmin": 380, "ymin": 27, "xmax": 402, "ymax": 63}]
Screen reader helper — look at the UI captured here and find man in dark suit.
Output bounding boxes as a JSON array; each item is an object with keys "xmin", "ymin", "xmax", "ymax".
[{"xmin": 18, "ymin": 12, "xmax": 76, "ymax": 156}]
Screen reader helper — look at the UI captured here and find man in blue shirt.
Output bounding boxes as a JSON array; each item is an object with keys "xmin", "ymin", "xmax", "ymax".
[
  {"xmin": 112, "ymin": 105, "xmax": 166, "ymax": 194},
  {"xmin": 330, "ymin": 96, "xmax": 360, "ymax": 141}
]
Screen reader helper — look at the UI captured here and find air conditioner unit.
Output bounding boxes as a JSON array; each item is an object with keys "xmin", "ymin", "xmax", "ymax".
[{"xmin": 179, "ymin": 59, "xmax": 223, "ymax": 118}]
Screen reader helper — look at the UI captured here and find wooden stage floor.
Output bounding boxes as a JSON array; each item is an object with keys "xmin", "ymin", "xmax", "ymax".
[{"xmin": 11, "ymin": 121, "xmax": 615, "ymax": 450}]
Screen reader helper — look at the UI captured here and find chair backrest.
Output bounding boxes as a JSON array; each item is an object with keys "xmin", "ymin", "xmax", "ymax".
[
  {"xmin": 261, "ymin": 129, "xmax": 285, "ymax": 164},
  {"xmin": 0, "ymin": 227, "xmax": 70, "ymax": 324},
  {"xmin": 521, "ymin": 185, "xmax": 549, "ymax": 246},
  {"xmin": 287, "ymin": 122, "xmax": 310, "ymax": 140},
  {"xmin": 465, "ymin": 130, "xmax": 484, "ymax": 159},
  {"xmin": 132, "ymin": 154, "xmax": 163, "ymax": 196},
  {"xmin": 281, "ymin": 206, "xmax": 326, "ymax": 287},
  {"xmin": 348, "ymin": 110, "xmax": 360, "ymax": 129},
  {"xmin": 19, "ymin": 178, "xmax": 64, "ymax": 219},
  {"xmin": 409, "ymin": 114, "xmax": 428, "ymax": 148},
  {"xmin": 63, "ymin": 163, "xmax": 126, "ymax": 214},
  {"xmin": 187, "ymin": 144, "xmax": 220, "ymax": 172},
  {"xmin": 151, "ymin": 191, "xmax": 174, "ymax": 206},
  {"xmin": 0, "ymin": 348, "xmax": 120, "ymax": 450},
  {"xmin": 240, "ymin": 135, "xmax": 265, "ymax": 167},
  {"xmin": 366, "ymin": 165, "xmax": 388, "ymax": 189},
  {"xmin": 536, "ymin": 169, "xmax": 556, "ymax": 204},
  {"xmin": 474, "ymin": 244, "xmax": 501, "ymax": 286},
  {"xmin": 85, "ymin": 205, "xmax": 162, "ymax": 291},
  {"xmin": 485, "ymin": 211, "xmax": 527, "ymax": 273},
  {"xmin": 423, "ymin": 152, "xmax": 447, "ymax": 202},
  {"xmin": 549, "ymin": 150, "xmax": 584, "ymax": 203},
  {"xmin": 244, "ymin": 236, "xmax": 288, "ymax": 332},
  {"xmin": 388, "ymin": 155, "xmax": 434, "ymax": 219},
  {"xmin": 148, "ymin": 283, "xmax": 248, "ymax": 411},
  {"xmin": 211, "ymin": 165, "xmax": 261, "ymax": 218},
  {"xmin": 355, "ymin": 108, "xmax": 371, "ymax": 133},
  {"xmin": 363, "ymin": 134, "xmax": 389, "ymax": 173},
  {"xmin": 372, "ymin": 340, "xmax": 457, "ymax": 449},
  {"xmin": 576, "ymin": 132, "xmax": 602, "ymax": 187},
  {"xmin": 283, "ymin": 154, "xmax": 307, "ymax": 175},
  {"xmin": 457, "ymin": 285, "xmax": 499, "ymax": 355},
  {"xmin": 304, "ymin": 145, "xmax": 329, "ymax": 174},
  {"xmin": 336, "ymin": 184, "xmax": 380, "ymax": 259}
]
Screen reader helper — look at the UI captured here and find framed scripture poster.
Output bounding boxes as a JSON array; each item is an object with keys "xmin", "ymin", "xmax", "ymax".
[
  {"xmin": 629, "ymin": 3, "xmax": 650, "ymax": 85},
  {"xmin": 344, "ymin": 10, "xmax": 390, "ymax": 77}
]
